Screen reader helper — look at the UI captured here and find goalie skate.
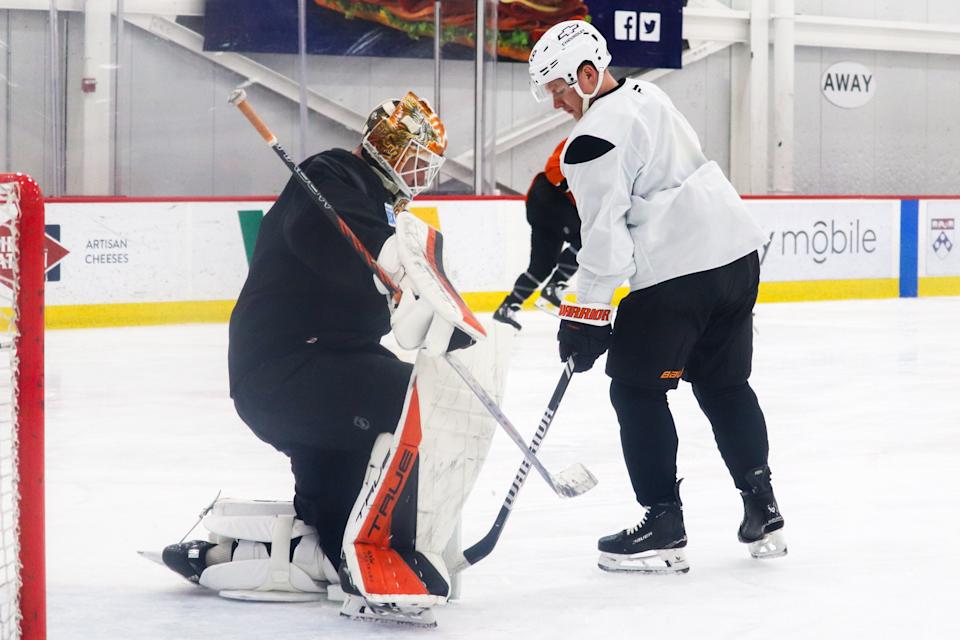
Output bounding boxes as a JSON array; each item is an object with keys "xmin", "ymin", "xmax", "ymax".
[{"xmin": 340, "ymin": 594, "xmax": 437, "ymax": 628}]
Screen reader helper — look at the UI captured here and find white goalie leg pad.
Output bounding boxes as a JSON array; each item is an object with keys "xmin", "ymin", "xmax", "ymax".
[
  {"xmin": 342, "ymin": 321, "xmax": 513, "ymax": 608},
  {"xmin": 414, "ymin": 320, "xmax": 512, "ymax": 556},
  {"xmin": 196, "ymin": 498, "xmax": 337, "ymax": 601},
  {"xmin": 341, "ymin": 429, "xmax": 447, "ymax": 608}
]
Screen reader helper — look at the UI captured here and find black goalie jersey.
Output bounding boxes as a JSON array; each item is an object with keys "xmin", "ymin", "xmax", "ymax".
[{"xmin": 228, "ymin": 149, "xmax": 397, "ymax": 395}]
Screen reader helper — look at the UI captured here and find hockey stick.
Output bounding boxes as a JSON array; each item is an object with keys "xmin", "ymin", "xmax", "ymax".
[
  {"xmin": 227, "ymin": 89, "xmax": 401, "ymax": 304},
  {"xmin": 450, "ymin": 357, "xmax": 576, "ymax": 572},
  {"xmin": 444, "ymin": 354, "xmax": 594, "ymax": 499},
  {"xmin": 229, "ymin": 89, "xmax": 596, "ymax": 500}
]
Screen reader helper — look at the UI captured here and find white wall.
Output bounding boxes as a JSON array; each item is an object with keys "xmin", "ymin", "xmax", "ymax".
[{"xmin": 1, "ymin": 2, "xmax": 960, "ymax": 197}]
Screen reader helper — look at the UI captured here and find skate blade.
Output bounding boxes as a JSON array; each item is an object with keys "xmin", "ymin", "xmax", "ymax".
[
  {"xmin": 340, "ymin": 595, "xmax": 437, "ymax": 628},
  {"xmin": 534, "ymin": 297, "xmax": 561, "ymax": 316},
  {"xmin": 492, "ymin": 314, "xmax": 522, "ymax": 331},
  {"xmin": 598, "ymin": 548, "xmax": 690, "ymax": 574},
  {"xmin": 747, "ymin": 529, "xmax": 788, "ymax": 559},
  {"xmin": 137, "ymin": 550, "xmax": 164, "ymax": 566}
]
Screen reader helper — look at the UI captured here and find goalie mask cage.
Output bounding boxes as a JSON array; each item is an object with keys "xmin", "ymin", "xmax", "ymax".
[{"xmin": 0, "ymin": 174, "xmax": 46, "ymax": 640}]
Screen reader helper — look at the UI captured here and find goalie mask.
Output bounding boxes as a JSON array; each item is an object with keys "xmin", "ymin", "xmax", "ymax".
[{"xmin": 362, "ymin": 92, "xmax": 447, "ymax": 203}]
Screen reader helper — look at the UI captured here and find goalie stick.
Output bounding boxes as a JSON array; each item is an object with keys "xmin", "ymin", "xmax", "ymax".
[
  {"xmin": 229, "ymin": 89, "xmax": 597, "ymax": 500},
  {"xmin": 451, "ymin": 357, "xmax": 576, "ymax": 572}
]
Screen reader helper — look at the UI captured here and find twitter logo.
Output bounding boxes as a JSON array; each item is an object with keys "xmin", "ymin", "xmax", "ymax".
[{"xmin": 639, "ymin": 12, "xmax": 662, "ymax": 42}]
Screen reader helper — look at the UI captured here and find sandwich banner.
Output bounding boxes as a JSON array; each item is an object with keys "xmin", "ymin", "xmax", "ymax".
[{"xmin": 202, "ymin": 0, "xmax": 684, "ymax": 68}]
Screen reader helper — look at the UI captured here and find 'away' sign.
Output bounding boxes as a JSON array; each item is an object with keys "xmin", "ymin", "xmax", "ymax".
[{"xmin": 821, "ymin": 62, "xmax": 875, "ymax": 109}]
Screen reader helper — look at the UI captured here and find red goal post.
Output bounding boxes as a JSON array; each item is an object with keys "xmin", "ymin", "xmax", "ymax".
[{"xmin": 0, "ymin": 173, "xmax": 46, "ymax": 640}]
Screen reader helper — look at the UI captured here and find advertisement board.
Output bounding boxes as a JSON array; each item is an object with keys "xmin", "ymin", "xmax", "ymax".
[
  {"xmin": 37, "ymin": 196, "xmax": 955, "ymax": 328},
  {"xmin": 921, "ymin": 200, "xmax": 959, "ymax": 277},
  {"xmin": 747, "ymin": 200, "xmax": 900, "ymax": 282}
]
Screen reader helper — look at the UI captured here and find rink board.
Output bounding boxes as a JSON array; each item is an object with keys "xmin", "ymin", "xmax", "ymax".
[{"xmin": 37, "ymin": 195, "xmax": 960, "ymax": 328}]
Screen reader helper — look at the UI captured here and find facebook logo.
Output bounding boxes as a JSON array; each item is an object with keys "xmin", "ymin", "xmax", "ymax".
[
  {"xmin": 615, "ymin": 10, "xmax": 662, "ymax": 42},
  {"xmin": 614, "ymin": 11, "xmax": 637, "ymax": 41}
]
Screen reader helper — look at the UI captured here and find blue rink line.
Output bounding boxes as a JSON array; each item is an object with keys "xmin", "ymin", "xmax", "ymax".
[{"xmin": 899, "ymin": 199, "xmax": 919, "ymax": 298}]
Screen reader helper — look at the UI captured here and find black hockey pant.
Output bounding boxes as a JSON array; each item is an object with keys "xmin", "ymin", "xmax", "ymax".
[
  {"xmin": 610, "ymin": 380, "xmax": 770, "ymax": 505},
  {"xmin": 232, "ymin": 343, "xmax": 412, "ymax": 565}
]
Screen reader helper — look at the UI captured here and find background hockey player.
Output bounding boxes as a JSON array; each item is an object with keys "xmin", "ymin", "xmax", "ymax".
[
  {"xmin": 493, "ymin": 136, "xmax": 582, "ymax": 329},
  {"xmin": 528, "ymin": 20, "xmax": 787, "ymax": 573},
  {"xmin": 158, "ymin": 93, "xmax": 508, "ymax": 626}
]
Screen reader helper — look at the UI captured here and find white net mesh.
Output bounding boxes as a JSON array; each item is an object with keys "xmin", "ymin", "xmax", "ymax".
[{"xmin": 0, "ymin": 180, "xmax": 22, "ymax": 640}]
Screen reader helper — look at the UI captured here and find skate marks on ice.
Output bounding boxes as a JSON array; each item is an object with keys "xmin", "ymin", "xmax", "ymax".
[{"xmin": 44, "ymin": 299, "xmax": 960, "ymax": 638}]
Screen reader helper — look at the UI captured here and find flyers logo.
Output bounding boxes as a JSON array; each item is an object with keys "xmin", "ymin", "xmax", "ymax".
[{"xmin": 659, "ymin": 370, "xmax": 683, "ymax": 379}]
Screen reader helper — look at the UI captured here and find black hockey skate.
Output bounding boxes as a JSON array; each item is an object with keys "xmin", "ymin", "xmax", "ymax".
[
  {"xmin": 598, "ymin": 481, "xmax": 689, "ymax": 574},
  {"xmin": 738, "ymin": 465, "xmax": 787, "ymax": 559},
  {"xmin": 534, "ymin": 281, "xmax": 567, "ymax": 315},
  {"xmin": 493, "ymin": 299, "xmax": 522, "ymax": 330},
  {"xmin": 159, "ymin": 539, "xmax": 219, "ymax": 582}
]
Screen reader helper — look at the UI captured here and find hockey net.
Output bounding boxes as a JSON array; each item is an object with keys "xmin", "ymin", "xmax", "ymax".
[{"xmin": 0, "ymin": 174, "xmax": 45, "ymax": 640}]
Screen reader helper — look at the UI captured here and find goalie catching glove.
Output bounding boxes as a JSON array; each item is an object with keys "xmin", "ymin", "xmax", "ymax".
[
  {"xmin": 375, "ymin": 212, "xmax": 486, "ymax": 356},
  {"xmin": 557, "ymin": 301, "xmax": 613, "ymax": 372}
]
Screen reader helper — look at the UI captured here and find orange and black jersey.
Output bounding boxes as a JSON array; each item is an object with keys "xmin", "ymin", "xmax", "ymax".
[{"xmin": 541, "ymin": 138, "xmax": 576, "ymax": 206}]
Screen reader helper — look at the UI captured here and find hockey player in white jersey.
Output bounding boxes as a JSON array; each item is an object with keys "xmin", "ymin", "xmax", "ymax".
[{"xmin": 528, "ymin": 20, "xmax": 787, "ymax": 572}]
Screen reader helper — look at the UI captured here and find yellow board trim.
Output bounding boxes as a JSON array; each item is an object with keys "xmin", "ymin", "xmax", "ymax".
[
  {"xmin": 44, "ymin": 278, "xmax": 915, "ymax": 329},
  {"xmin": 757, "ymin": 278, "xmax": 899, "ymax": 303},
  {"xmin": 464, "ymin": 280, "xmax": 901, "ymax": 312},
  {"xmin": 47, "ymin": 300, "xmax": 237, "ymax": 329},
  {"xmin": 918, "ymin": 276, "xmax": 960, "ymax": 297}
]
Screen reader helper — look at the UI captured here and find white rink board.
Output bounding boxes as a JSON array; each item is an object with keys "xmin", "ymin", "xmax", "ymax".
[
  {"xmin": 412, "ymin": 198, "xmax": 532, "ymax": 292},
  {"xmin": 45, "ymin": 201, "xmax": 258, "ymax": 305},
  {"xmin": 42, "ymin": 196, "xmax": 955, "ymax": 311}
]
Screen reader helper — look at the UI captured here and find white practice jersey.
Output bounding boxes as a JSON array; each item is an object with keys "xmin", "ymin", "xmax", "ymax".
[{"xmin": 561, "ymin": 79, "xmax": 766, "ymax": 304}]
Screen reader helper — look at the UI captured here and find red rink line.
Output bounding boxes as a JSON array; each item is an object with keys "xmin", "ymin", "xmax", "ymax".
[{"xmin": 44, "ymin": 194, "xmax": 960, "ymax": 204}]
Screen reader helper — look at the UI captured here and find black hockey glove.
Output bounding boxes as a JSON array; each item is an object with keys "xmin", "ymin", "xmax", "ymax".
[{"xmin": 557, "ymin": 302, "xmax": 613, "ymax": 373}]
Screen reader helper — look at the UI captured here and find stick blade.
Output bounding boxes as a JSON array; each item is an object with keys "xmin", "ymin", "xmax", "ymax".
[{"xmin": 554, "ymin": 463, "xmax": 599, "ymax": 498}]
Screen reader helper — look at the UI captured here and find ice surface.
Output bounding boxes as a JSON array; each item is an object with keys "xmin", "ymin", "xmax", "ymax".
[{"xmin": 45, "ymin": 298, "xmax": 960, "ymax": 638}]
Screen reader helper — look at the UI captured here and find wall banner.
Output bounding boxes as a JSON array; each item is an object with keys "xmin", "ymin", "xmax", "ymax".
[{"xmin": 202, "ymin": 0, "xmax": 683, "ymax": 68}]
